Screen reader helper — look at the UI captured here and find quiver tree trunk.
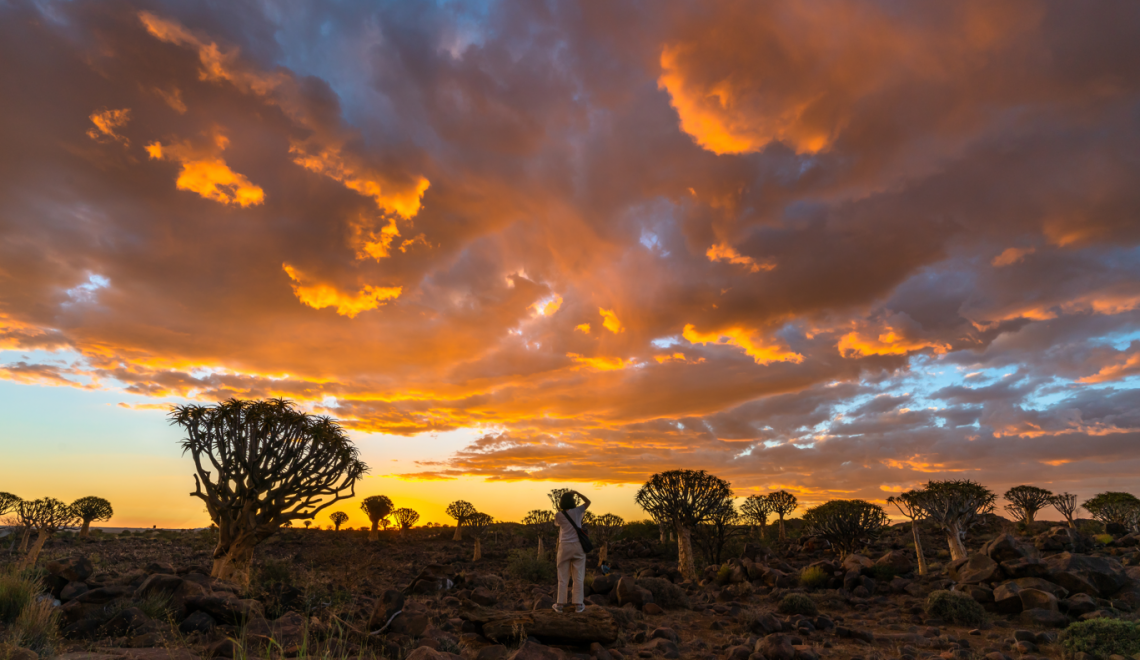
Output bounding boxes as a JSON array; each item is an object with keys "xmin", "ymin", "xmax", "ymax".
[
  {"xmin": 945, "ymin": 523, "xmax": 967, "ymax": 561},
  {"xmin": 658, "ymin": 522, "xmax": 666, "ymax": 544},
  {"xmin": 453, "ymin": 525, "xmax": 463, "ymax": 541},
  {"xmin": 778, "ymin": 517, "xmax": 787, "ymax": 542},
  {"xmin": 675, "ymin": 523, "xmax": 697, "ymax": 581},
  {"xmin": 537, "ymin": 536, "xmax": 544, "ymax": 560},
  {"xmin": 18, "ymin": 528, "xmax": 31, "ymax": 553},
  {"xmin": 18, "ymin": 531, "xmax": 50, "ymax": 570},
  {"xmin": 369, "ymin": 521, "xmax": 379, "ymax": 542},
  {"xmin": 80, "ymin": 520, "xmax": 91, "ymax": 538},
  {"xmin": 598, "ymin": 543, "xmax": 608, "ymax": 567},
  {"xmin": 473, "ymin": 538, "xmax": 482, "ymax": 561},
  {"xmin": 912, "ymin": 520, "xmax": 928, "ymax": 576}
]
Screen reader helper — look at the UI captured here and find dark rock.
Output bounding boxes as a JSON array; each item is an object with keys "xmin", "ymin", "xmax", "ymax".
[
  {"xmin": 1019, "ymin": 608, "xmax": 1069, "ymax": 628},
  {"xmin": 207, "ymin": 639, "xmax": 238, "ymax": 659},
  {"xmin": 591, "ymin": 573, "xmax": 619, "ymax": 595},
  {"xmin": 145, "ymin": 562, "xmax": 175, "ymax": 575},
  {"xmin": 476, "ymin": 646, "xmax": 511, "ymax": 660},
  {"xmin": 471, "ymin": 587, "xmax": 497, "ymax": 607},
  {"xmin": 642, "ymin": 602, "xmax": 664, "ymax": 615},
  {"xmin": 390, "ymin": 612, "xmax": 431, "ymax": 637},
  {"xmin": 747, "ymin": 612, "xmax": 783, "ymax": 635},
  {"xmin": 1035, "ymin": 527, "xmax": 1085, "ymax": 553},
  {"xmin": 615, "ymin": 577, "xmax": 653, "ymax": 608},
  {"xmin": 59, "ymin": 581, "xmax": 89, "ymax": 602},
  {"xmin": 1043, "ymin": 553, "xmax": 1129, "ymax": 596},
  {"xmin": 984, "ymin": 535, "xmax": 1038, "ymax": 564},
  {"xmin": 877, "ymin": 550, "xmax": 915, "ymax": 574},
  {"xmin": 992, "ymin": 583, "xmax": 1023, "ymax": 614},
  {"xmin": 46, "ymin": 556, "xmax": 94, "ymax": 582},
  {"xmin": 842, "ymin": 554, "xmax": 873, "ymax": 573},
  {"xmin": 650, "ymin": 627, "xmax": 679, "ymax": 643},
  {"xmin": 179, "ymin": 611, "xmax": 217, "ymax": 634},
  {"xmin": 368, "ymin": 589, "xmax": 406, "ymax": 631},
  {"xmin": 757, "ymin": 634, "xmax": 796, "ymax": 660},
  {"xmin": 104, "ymin": 607, "xmax": 154, "ymax": 637},
  {"xmin": 1060, "ymin": 593, "xmax": 1098, "ymax": 616},
  {"xmin": 952, "ymin": 555, "xmax": 1002, "ymax": 584},
  {"xmin": 725, "ymin": 645, "xmax": 752, "ymax": 660},
  {"xmin": 1004, "ymin": 577, "xmax": 1068, "ymax": 598},
  {"xmin": 1001, "ymin": 558, "xmax": 1050, "ymax": 580},
  {"xmin": 641, "ymin": 638, "xmax": 680, "ymax": 659},
  {"xmin": 1018, "ymin": 589, "xmax": 1059, "ymax": 611},
  {"xmin": 184, "ymin": 593, "xmax": 264, "ymax": 626},
  {"xmin": 954, "ymin": 583, "xmax": 994, "ymax": 604}
]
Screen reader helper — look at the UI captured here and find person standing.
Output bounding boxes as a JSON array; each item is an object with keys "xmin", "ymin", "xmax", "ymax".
[{"xmin": 553, "ymin": 490, "xmax": 591, "ymax": 613}]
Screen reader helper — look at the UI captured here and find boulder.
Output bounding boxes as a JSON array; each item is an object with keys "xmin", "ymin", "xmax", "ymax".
[
  {"xmin": 471, "ymin": 587, "xmax": 497, "ymax": 607},
  {"xmin": 992, "ymin": 583, "xmax": 1023, "ymax": 614},
  {"xmin": 368, "ymin": 589, "xmax": 406, "ymax": 631},
  {"xmin": 184, "ymin": 593, "xmax": 264, "ymax": 626},
  {"xmin": 389, "ymin": 612, "xmax": 430, "ymax": 637},
  {"xmin": 876, "ymin": 550, "xmax": 915, "ymax": 575},
  {"xmin": 60, "ymin": 582, "xmax": 89, "ymax": 602},
  {"xmin": 104, "ymin": 607, "xmax": 154, "ymax": 637},
  {"xmin": 46, "ymin": 556, "xmax": 94, "ymax": 583},
  {"xmin": 271, "ymin": 611, "xmax": 308, "ymax": 650},
  {"xmin": 1019, "ymin": 608, "xmax": 1069, "ymax": 628},
  {"xmin": 1018, "ymin": 588, "xmax": 1059, "ymax": 611},
  {"xmin": 590, "ymin": 573, "xmax": 618, "ymax": 595},
  {"xmin": 463, "ymin": 606, "xmax": 619, "ymax": 645},
  {"xmin": 842, "ymin": 554, "xmax": 873, "ymax": 573},
  {"xmin": 135, "ymin": 573, "xmax": 207, "ymax": 616},
  {"xmin": 1035, "ymin": 527, "xmax": 1085, "ymax": 553},
  {"xmin": 1000, "ymin": 558, "xmax": 1050, "ymax": 580},
  {"xmin": 747, "ymin": 612, "xmax": 784, "ymax": 635},
  {"xmin": 1059, "ymin": 593, "xmax": 1097, "ymax": 616},
  {"xmin": 951, "ymin": 554, "xmax": 1002, "ymax": 584},
  {"xmin": 952, "ymin": 583, "xmax": 993, "ymax": 604},
  {"xmin": 983, "ymin": 535, "xmax": 1038, "ymax": 564},
  {"xmin": 1044, "ymin": 553, "xmax": 1129, "ymax": 596},
  {"xmin": 505, "ymin": 641, "xmax": 562, "ymax": 660},
  {"xmin": 1003, "ymin": 577, "xmax": 1068, "ymax": 599},
  {"xmin": 404, "ymin": 648, "xmax": 463, "ymax": 660},
  {"xmin": 178, "ymin": 611, "xmax": 216, "ymax": 634},
  {"xmin": 757, "ymin": 634, "xmax": 796, "ymax": 660},
  {"xmin": 614, "ymin": 577, "xmax": 653, "ymax": 608}
]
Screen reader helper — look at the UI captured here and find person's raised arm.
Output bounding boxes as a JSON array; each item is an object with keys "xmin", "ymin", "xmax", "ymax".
[{"xmin": 572, "ymin": 490, "xmax": 591, "ymax": 509}]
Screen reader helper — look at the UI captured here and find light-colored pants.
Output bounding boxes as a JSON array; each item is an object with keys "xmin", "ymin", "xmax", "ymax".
[{"xmin": 557, "ymin": 540, "xmax": 586, "ymax": 605}]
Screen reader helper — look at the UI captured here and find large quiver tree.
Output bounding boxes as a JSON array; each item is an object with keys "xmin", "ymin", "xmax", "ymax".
[
  {"xmin": 592, "ymin": 513, "xmax": 624, "ymax": 567},
  {"xmin": 0, "ymin": 492, "xmax": 19, "ymax": 516},
  {"xmin": 446, "ymin": 500, "xmax": 477, "ymax": 541},
  {"xmin": 172, "ymin": 398, "xmax": 368, "ymax": 582},
  {"xmin": 803, "ymin": 499, "xmax": 889, "ymax": 557},
  {"xmin": 766, "ymin": 490, "xmax": 798, "ymax": 541},
  {"xmin": 17, "ymin": 498, "xmax": 79, "ymax": 569},
  {"xmin": 740, "ymin": 494, "xmax": 771, "ymax": 538},
  {"xmin": 1049, "ymin": 492, "xmax": 1079, "ymax": 529},
  {"xmin": 887, "ymin": 490, "xmax": 929, "ymax": 576},
  {"xmin": 1083, "ymin": 492, "xmax": 1140, "ymax": 532},
  {"xmin": 393, "ymin": 507, "xmax": 420, "ymax": 533},
  {"xmin": 361, "ymin": 495, "xmax": 394, "ymax": 541},
  {"xmin": 635, "ymin": 469, "xmax": 733, "ymax": 581},
  {"xmin": 1004, "ymin": 485, "xmax": 1053, "ymax": 525},
  {"xmin": 916, "ymin": 480, "xmax": 995, "ymax": 561},
  {"xmin": 72, "ymin": 496, "xmax": 113, "ymax": 538}
]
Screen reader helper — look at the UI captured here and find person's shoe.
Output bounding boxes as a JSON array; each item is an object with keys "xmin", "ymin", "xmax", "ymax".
[
  {"xmin": 552, "ymin": 603, "xmax": 564, "ymax": 613},
  {"xmin": 575, "ymin": 604, "xmax": 586, "ymax": 613}
]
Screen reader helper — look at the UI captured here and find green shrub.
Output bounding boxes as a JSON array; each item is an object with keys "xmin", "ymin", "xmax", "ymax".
[
  {"xmin": 7, "ymin": 596, "xmax": 60, "ymax": 656},
  {"xmin": 715, "ymin": 564, "xmax": 733, "ymax": 585},
  {"xmin": 777, "ymin": 593, "xmax": 818, "ymax": 616},
  {"xmin": 1060, "ymin": 619, "xmax": 1140, "ymax": 659},
  {"xmin": 925, "ymin": 590, "xmax": 985, "ymax": 626},
  {"xmin": 0, "ymin": 570, "xmax": 39, "ymax": 624},
  {"xmin": 506, "ymin": 549, "xmax": 556, "ymax": 583},
  {"xmin": 1094, "ymin": 534, "xmax": 1114, "ymax": 545},
  {"xmin": 799, "ymin": 566, "xmax": 829, "ymax": 589},
  {"xmin": 636, "ymin": 577, "xmax": 690, "ymax": 609}
]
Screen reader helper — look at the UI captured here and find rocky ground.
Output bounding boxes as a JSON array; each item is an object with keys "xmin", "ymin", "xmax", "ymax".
[{"xmin": 2, "ymin": 518, "xmax": 1138, "ymax": 660}]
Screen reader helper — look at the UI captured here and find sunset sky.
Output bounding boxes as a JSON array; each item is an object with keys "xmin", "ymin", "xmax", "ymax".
[{"xmin": 2, "ymin": 0, "xmax": 1139, "ymax": 529}]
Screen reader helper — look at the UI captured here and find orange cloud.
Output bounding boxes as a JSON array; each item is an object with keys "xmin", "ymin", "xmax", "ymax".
[
  {"xmin": 575, "ymin": 323, "xmax": 591, "ymax": 334},
  {"xmin": 290, "ymin": 145, "xmax": 430, "ymax": 222},
  {"xmin": 567, "ymin": 353, "xmax": 632, "ymax": 371},
  {"xmin": 599, "ymin": 308, "xmax": 624, "ymax": 333},
  {"xmin": 87, "ymin": 108, "xmax": 131, "ymax": 144},
  {"xmin": 706, "ymin": 243, "xmax": 774, "ymax": 273},
  {"xmin": 1079, "ymin": 351, "xmax": 1140, "ymax": 384},
  {"xmin": 146, "ymin": 132, "xmax": 264, "ymax": 207},
  {"xmin": 837, "ymin": 322, "xmax": 950, "ymax": 358},
  {"xmin": 282, "ymin": 264, "xmax": 401, "ymax": 318},
  {"xmin": 654, "ymin": 352, "xmax": 704, "ymax": 365},
  {"xmin": 531, "ymin": 295, "xmax": 563, "ymax": 317},
  {"xmin": 682, "ymin": 324, "xmax": 803, "ymax": 365},
  {"xmin": 992, "ymin": 246, "xmax": 1035, "ymax": 267}
]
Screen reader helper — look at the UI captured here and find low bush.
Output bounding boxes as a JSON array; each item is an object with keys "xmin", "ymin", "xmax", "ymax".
[
  {"xmin": 925, "ymin": 590, "xmax": 985, "ymax": 626},
  {"xmin": 506, "ymin": 549, "xmax": 556, "ymax": 583},
  {"xmin": 1093, "ymin": 534, "xmax": 1114, "ymax": 545},
  {"xmin": 7, "ymin": 596, "xmax": 60, "ymax": 656},
  {"xmin": 636, "ymin": 577, "xmax": 690, "ymax": 609},
  {"xmin": 1060, "ymin": 619, "xmax": 1140, "ymax": 659},
  {"xmin": 715, "ymin": 564, "xmax": 733, "ymax": 585},
  {"xmin": 799, "ymin": 566, "xmax": 829, "ymax": 589},
  {"xmin": 777, "ymin": 593, "xmax": 818, "ymax": 616},
  {"xmin": 868, "ymin": 564, "xmax": 897, "ymax": 581},
  {"xmin": 0, "ymin": 570, "xmax": 38, "ymax": 624}
]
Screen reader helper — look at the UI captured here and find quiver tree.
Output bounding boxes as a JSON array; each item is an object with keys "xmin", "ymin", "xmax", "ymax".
[
  {"xmin": 330, "ymin": 511, "xmax": 349, "ymax": 530},
  {"xmin": 1050, "ymin": 492, "xmax": 1079, "ymax": 528},
  {"xmin": 523, "ymin": 509, "xmax": 554, "ymax": 558},
  {"xmin": 468, "ymin": 512, "xmax": 494, "ymax": 560},
  {"xmin": 694, "ymin": 497, "xmax": 743, "ymax": 565},
  {"xmin": 740, "ymin": 494, "xmax": 771, "ymax": 538},
  {"xmin": 766, "ymin": 490, "xmax": 798, "ymax": 541},
  {"xmin": 548, "ymin": 488, "xmax": 576, "ymax": 510},
  {"xmin": 361, "ymin": 495, "xmax": 394, "ymax": 541},
  {"xmin": 1004, "ymin": 485, "xmax": 1053, "ymax": 525},
  {"xmin": 303, "ymin": 520, "xmax": 311, "ymax": 529},
  {"xmin": 592, "ymin": 513, "xmax": 624, "ymax": 566},
  {"xmin": 803, "ymin": 499, "xmax": 889, "ymax": 557},
  {"xmin": 71, "ymin": 496, "xmax": 113, "ymax": 538},
  {"xmin": 171, "ymin": 398, "xmax": 368, "ymax": 582},
  {"xmin": 635, "ymin": 469, "xmax": 733, "ymax": 581},
  {"xmin": 916, "ymin": 480, "xmax": 995, "ymax": 561},
  {"xmin": 1003, "ymin": 503, "xmax": 1026, "ymax": 524},
  {"xmin": 887, "ymin": 490, "xmax": 929, "ymax": 576},
  {"xmin": 0, "ymin": 492, "xmax": 19, "ymax": 516},
  {"xmin": 1083, "ymin": 492, "xmax": 1140, "ymax": 532},
  {"xmin": 446, "ymin": 500, "xmax": 477, "ymax": 541},
  {"xmin": 392, "ymin": 507, "xmax": 419, "ymax": 533},
  {"xmin": 17, "ymin": 498, "xmax": 79, "ymax": 569}
]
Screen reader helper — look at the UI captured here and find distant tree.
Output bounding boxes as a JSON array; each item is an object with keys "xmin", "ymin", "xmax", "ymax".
[
  {"xmin": 446, "ymin": 500, "xmax": 477, "ymax": 541},
  {"xmin": 303, "ymin": 520, "xmax": 311, "ymax": 529},
  {"xmin": 582, "ymin": 510, "xmax": 597, "ymax": 526},
  {"xmin": 392, "ymin": 507, "xmax": 419, "ymax": 533},
  {"xmin": 0, "ymin": 492, "xmax": 19, "ymax": 517},
  {"xmin": 548, "ymin": 488, "xmax": 576, "ymax": 510},
  {"xmin": 468, "ymin": 512, "xmax": 494, "ymax": 561},
  {"xmin": 171, "ymin": 398, "xmax": 368, "ymax": 581},
  {"xmin": 740, "ymin": 494, "xmax": 772, "ymax": 539},
  {"xmin": 887, "ymin": 490, "xmax": 929, "ymax": 576},
  {"xmin": 694, "ymin": 497, "xmax": 743, "ymax": 565},
  {"xmin": 17, "ymin": 498, "xmax": 79, "ymax": 569},
  {"xmin": 282, "ymin": 520, "xmax": 293, "ymax": 528},
  {"xmin": 1003, "ymin": 503, "xmax": 1026, "ymax": 524},
  {"xmin": 1004, "ymin": 486, "xmax": 1053, "ymax": 525},
  {"xmin": 1049, "ymin": 492, "xmax": 1079, "ymax": 529},
  {"xmin": 766, "ymin": 491, "xmax": 798, "ymax": 541},
  {"xmin": 71, "ymin": 496, "xmax": 113, "ymax": 538},
  {"xmin": 523, "ymin": 509, "xmax": 555, "ymax": 558},
  {"xmin": 1083, "ymin": 492, "xmax": 1140, "ymax": 531},
  {"xmin": 915, "ymin": 480, "xmax": 996, "ymax": 561},
  {"xmin": 803, "ymin": 499, "xmax": 889, "ymax": 557},
  {"xmin": 330, "ymin": 511, "xmax": 349, "ymax": 531},
  {"xmin": 360, "ymin": 495, "xmax": 395, "ymax": 541},
  {"xmin": 592, "ymin": 513, "xmax": 624, "ymax": 566},
  {"xmin": 636, "ymin": 469, "xmax": 733, "ymax": 581}
]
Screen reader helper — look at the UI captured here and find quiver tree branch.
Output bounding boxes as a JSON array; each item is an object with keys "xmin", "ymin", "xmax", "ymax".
[
  {"xmin": 635, "ymin": 469, "xmax": 733, "ymax": 581},
  {"xmin": 71, "ymin": 496, "xmax": 113, "ymax": 538},
  {"xmin": 1049, "ymin": 492, "xmax": 1079, "ymax": 528},
  {"xmin": 170, "ymin": 398, "xmax": 368, "ymax": 582},
  {"xmin": 0, "ymin": 492, "xmax": 20, "ymax": 517},
  {"xmin": 887, "ymin": 490, "xmax": 929, "ymax": 576},
  {"xmin": 361, "ymin": 495, "xmax": 394, "ymax": 541},
  {"xmin": 1004, "ymin": 485, "xmax": 1053, "ymax": 525},
  {"xmin": 17, "ymin": 498, "xmax": 79, "ymax": 569}
]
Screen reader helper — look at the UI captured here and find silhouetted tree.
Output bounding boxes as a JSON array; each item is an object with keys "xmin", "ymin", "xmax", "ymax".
[
  {"xmin": 592, "ymin": 513, "xmax": 624, "ymax": 566},
  {"xmin": 330, "ymin": 511, "xmax": 349, "ymax": 531},
  {"xmin": 766, "ymin": 490, "xmax": 798, "ymax": 541},
  {"xmin": 303, "ymin": 520, "xmax": 311, "ymax": 529},
  {"xmin": 803, "ymin": 499, "xmax": 889, "ymax": 557},
  {"xmin": 446, "ymin": 500, "xmax": 477, "ymax": 541},
  {"xmin": 171, "ymin": 398, "xmax": 368, "ymax": 581},
  {"xmin": 1050, "ymin": 492, "xmax": 1079, "ymax": 529},
  {"xmin": 1004, "ymin": 485, "xmax": 1053, "ymax": 525},
  {"xmin": 548, "ymin": 488, "xmax": 576, "ymax": 510},
  {"xmin": 740, "ymin": 494, "xmax": 772, "ymax": 538},
  {"xmin": 887, "ymin": 490, "xmax": 929, "ymax": 576},
  {"xmin": 17, "ymin": 498, "xmax": 78, "ymax": 569},
  {"xmin": 915, "ymin": 480, "xmax": 996, "ymax": 561},
  {"xmin": 469, "ymin": 512, "xmax": 494, "ymax": 561},
  {"xmin": 71, "ymin": 496, "xmax": 113, "ymax": 538},
  {"xmin": 0, "ymin": 492, "xmax": 19, "ymax": 517},
  {"xmin": 361, "ymin": 495, "xmax": 394, "ymax": 541},
  {"xmin": 636, "ymin": 469, "xmax": 733, "ymax": 581},
  {"xmin": 523, "ymin": 509, "xmax": 555, "ymax": 558},
  {"xmin": 393, "ymin": 507, "xmax": 420, "ymax": 533},
  {"xmin": 1083, "ymin": 492, "xmax": 1140, "ymax": 531}
]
